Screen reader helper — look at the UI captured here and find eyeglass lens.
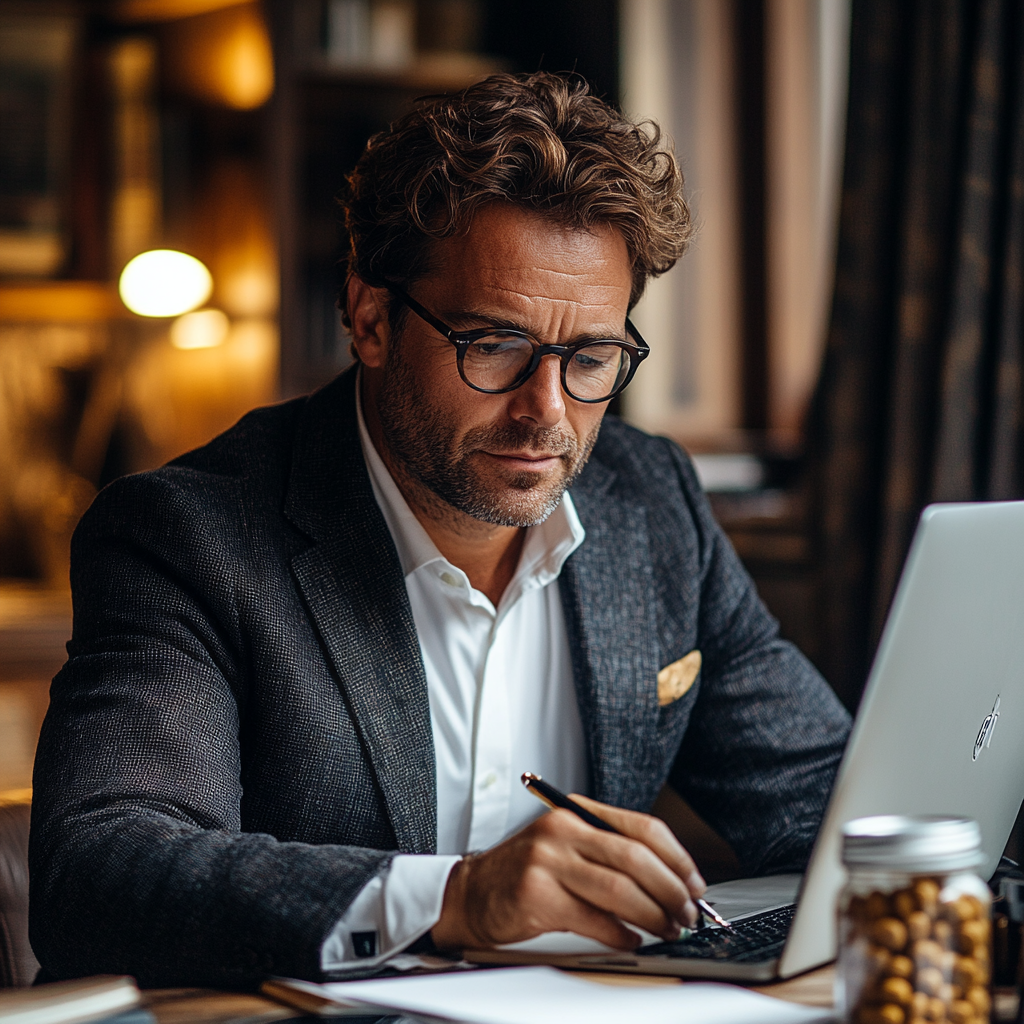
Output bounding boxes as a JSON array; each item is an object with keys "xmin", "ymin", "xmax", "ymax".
[{"xmin": 462, "ymin": 334, "xmax": 634, "ymax": 400}]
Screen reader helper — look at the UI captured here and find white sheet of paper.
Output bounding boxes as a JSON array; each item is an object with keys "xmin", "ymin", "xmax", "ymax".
[{"xmin": 321, "ymin": 966, "xmax": 834, "ymax": 1024}]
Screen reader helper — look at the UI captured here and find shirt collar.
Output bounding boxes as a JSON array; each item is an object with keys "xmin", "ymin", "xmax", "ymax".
[{"xmin": 355, "ymin": 371, "xmax": 585, "ymax": 595}]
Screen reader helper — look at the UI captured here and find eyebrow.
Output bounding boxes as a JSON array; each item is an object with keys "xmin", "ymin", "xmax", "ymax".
[{"xmin": 442, "ymin": 308, "xmax": 629, "ymax": 344}]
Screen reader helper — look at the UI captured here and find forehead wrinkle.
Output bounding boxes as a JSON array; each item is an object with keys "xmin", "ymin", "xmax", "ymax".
[
  {"xmin": 480, "ymin": 281, "xmax": 629, "ymax": 306},
  {"xmin": 473, "ymin": 248, "xmax": 628, "ymax": 278},
  {"xmin": 442, "ymin": 297, "xmax": 628, "ymax": 343},
  {"xmin": 478, "ymin": 259, "xmax": 623, "ymax": 281},
  {"xmin": 439, "ymin": 269, "xmax": 630, "ymax": 328}
]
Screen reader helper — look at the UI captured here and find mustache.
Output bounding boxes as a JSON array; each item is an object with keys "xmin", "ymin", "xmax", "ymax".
[{"xmin": 459, "ymin": 422, "xmax": 578, "ymax": 459}]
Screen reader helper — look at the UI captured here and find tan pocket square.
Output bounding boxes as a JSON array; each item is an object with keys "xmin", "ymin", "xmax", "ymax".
[{"xmin": 657, "ymin": 650, "xmax": 702, "ymax": 706}]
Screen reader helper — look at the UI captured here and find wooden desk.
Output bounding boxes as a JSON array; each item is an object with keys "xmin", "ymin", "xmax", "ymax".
[
  {"xmin": 751, "ymin": 965, "xmax": 834, "ymax": 1007},
  {"xmin": 142, "ymin": 964, "xmax": 837, "ymax": 1023},
  {"xmin": 142, "ymin": 987, "xmax": 302, "ymax": 1024}
]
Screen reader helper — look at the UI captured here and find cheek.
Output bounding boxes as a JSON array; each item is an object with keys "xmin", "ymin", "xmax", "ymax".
[
  {"xmin": 389, "ymin": 338, "xmax": 463, "ymax": 408},
  {"xmin": 438, "ymin": 358, "xmax": 469, "ymax": 394},
  {"xmin": 416, "ymin": 348, "xmax": 467, "ymax": 403},
  {"xmin": 414, "ymin": 371, "xmax": 503, "ymax": 439},
  {"xmin": 567, "ymin": 405, "xmax": 607, "ymax": 445}
]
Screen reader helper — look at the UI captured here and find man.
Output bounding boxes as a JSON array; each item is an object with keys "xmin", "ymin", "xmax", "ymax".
[{"xmin": 30, "ymin": 72, "xmax": 850, "ymax": 987}]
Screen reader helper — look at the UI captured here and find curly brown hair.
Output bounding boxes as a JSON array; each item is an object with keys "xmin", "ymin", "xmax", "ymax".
[{"xmin": 339, "ymin": 71, "xmax": 692, "ymax": 316}]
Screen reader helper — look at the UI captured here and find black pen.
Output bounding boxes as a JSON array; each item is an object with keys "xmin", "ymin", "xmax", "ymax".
[{"xmin": 520, "ymin": 771, "xmax": 733, "ymax": 931}]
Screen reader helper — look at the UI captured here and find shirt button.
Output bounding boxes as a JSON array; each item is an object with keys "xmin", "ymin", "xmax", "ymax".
[
  {"xmin": 439, "ymin": 571, "xmax": 459, "ymax": 587},
  {"xmin": 481, "ymin": 771, "xmax": 498, "ymax": 789}
]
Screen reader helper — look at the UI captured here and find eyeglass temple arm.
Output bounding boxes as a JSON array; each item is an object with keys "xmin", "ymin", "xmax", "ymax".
[
  {"xmin": 625, "ymin": 318, "xmax": 649, "ymax": 354},
  {"xmin": 387, "ymin": 285, "xmax": 456, "ymax": 340}
]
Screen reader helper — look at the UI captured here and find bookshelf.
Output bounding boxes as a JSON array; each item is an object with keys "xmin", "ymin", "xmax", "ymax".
[{"xmin": 264, "ymin": 1, "xmax": 502, "ymax": 397}]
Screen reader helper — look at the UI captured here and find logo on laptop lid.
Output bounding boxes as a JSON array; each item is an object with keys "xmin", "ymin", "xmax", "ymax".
[{"xmin": 973, "ymin": 695, "xmax": 1000, "ymax": 761}]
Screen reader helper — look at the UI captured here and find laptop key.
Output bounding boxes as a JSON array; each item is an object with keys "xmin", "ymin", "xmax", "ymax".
[
  {"xmin": 636, "ymin": 904, "xmax": 797, "ymax": 962},
  {"xmin": 730, "ymin": 941, "xmax": 788, "ymax": 963}
]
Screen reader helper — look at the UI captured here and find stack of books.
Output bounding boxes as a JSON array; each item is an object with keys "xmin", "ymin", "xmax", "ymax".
[{"xmin": 0, "ymin": 975, "xmax": 145, "ymax": 1024}]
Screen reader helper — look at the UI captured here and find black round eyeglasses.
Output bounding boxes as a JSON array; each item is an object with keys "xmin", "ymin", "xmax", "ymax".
[{"xmin": 387, "ymin": 285, "xmax": 649, "ymax": 404}]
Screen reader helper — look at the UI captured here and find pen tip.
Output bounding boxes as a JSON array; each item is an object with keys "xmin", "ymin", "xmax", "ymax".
[{"xmin": 521, "ymin": 771, "xmax": 540, "ymax": 786}]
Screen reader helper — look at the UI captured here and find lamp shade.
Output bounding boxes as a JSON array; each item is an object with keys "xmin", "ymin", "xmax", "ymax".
[{"xmin": 119, "ymin": 249, "xmax": 213, "ymax": 317}]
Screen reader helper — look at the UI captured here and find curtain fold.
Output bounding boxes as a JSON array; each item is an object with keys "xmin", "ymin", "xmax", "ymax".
[{"xmin": 813, "ymin": 0, "xmax": 1024, "ymax": 709}]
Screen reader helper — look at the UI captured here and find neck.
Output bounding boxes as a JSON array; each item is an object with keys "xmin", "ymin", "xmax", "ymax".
[{"xmin": 360, "ymin": 374, "xmax": 526, "ymax": 607}]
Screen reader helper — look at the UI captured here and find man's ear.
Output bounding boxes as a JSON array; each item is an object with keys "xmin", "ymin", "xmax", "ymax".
[{"xmin": 347, "ymin": 275, "xmax": 391, "ymax": 368}]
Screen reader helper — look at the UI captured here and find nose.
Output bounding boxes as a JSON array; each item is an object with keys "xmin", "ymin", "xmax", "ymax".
[{"xmin": 506, "ymin": 349, "xmax": 566, "ymax": 428}]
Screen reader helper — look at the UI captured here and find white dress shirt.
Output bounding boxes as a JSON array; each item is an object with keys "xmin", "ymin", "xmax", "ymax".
[{"xmin": 320, "ymin": 383, "xmax": 588, "ymax": 970}]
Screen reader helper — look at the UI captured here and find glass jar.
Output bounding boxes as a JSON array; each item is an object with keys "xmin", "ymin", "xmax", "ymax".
[{"xmin": 836, "ymin": 815, "xmax": 992, "ymax": 1024}]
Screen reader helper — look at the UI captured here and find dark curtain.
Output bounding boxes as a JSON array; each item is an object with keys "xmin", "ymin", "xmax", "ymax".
[{"xmin": 813, "ymin": 0, "xmax": 1024, "ymax": 711}]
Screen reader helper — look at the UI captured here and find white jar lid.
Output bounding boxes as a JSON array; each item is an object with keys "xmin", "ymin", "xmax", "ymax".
[{"xmin": 842, "ymin": 815, "xmax": 984, "ymax": 872}]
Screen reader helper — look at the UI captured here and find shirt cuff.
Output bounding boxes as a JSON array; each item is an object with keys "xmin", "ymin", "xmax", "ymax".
[{"xmin": 320, "ymin": 854, "xmax": 461, "ymax": 972}]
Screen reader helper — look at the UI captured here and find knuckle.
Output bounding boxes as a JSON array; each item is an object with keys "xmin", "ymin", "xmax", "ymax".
[
  {"xmin": 651, "ymin": 819, "xmax": 675, "ymax": 846},
  {"xmin": 515, "ymin": 863, "xmax": 553, "ymax": 907},
  {"xmin": 621, "ymin": 843, "xmax": 648, "ymax": 875},
  {"xmin": 523, "ymin": 842, "xmax": 550, "ymax": 872},
  {"xmin": 555, "ymin": 808, "xmax": 585, "ymax": 833},
  {"xmin": 638, "ymin": 816, "xmax": 668, "ymax": 847},
  {"xmin": 524, "ymin": 838, "xmax": 562, "ymax": 877},
  {"xmin": 542, "ymin": 809, "xmax": 575, "ymax": 835},
  {"xmin": 635, "ymin": 814, "xmax": 656, "ymax": 837},
  {"xmin": 606, "ymin": 872, "xmax": 634, "ymax": 905},
  {"xmin": 532, "ymin": 813, "xmax": 556, "ymax": 836}
]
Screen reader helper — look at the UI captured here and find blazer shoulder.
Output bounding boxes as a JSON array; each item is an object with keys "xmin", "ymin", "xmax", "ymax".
[
  {"xmin": 579, "ymin": 416, "xmax": 719, "ymax": 569},
  {"xmin": 587, "ymin": 416, "xmax": 705, "ymax": 503},
  {"xmin": 79, "ymin": 396, "xmax": 308, "ymax": 543},
  {"xmin": 168, "ymin": 396, "xmax": 308, "ymax": 480}
]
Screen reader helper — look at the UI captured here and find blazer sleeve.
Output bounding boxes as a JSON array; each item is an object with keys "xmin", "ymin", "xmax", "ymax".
[
  {"xmin": 664, "ymin": 444, "xmax": 852, "ymax": 875},
  {"xmin": 29, "ymin": 474, "xmax": 393, "ymax": 988}
]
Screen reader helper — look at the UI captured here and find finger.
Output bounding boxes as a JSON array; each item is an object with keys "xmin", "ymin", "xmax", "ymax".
[
  {"xmin": 532, "ymin": 835, "xmax": 684, "ymax": 937},
  {"xmin": 569, "ymin": 794, "xmax": 706, "ymax": 896},
  {"xmin": 567, "ymin": 861, "xmax": 683, "ymax": 939},
  {"xmin": 561, "ymin": 825, "xmax": 698, "ymax": 932},
  {"xmin": 556, "ymin": 895, "xmax": 644, "ymax": 951}
]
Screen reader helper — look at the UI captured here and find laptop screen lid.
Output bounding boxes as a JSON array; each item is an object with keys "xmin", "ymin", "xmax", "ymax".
[{"xmin": 779, "ymin": 500, "xmax": 1024, "ymax": 978}]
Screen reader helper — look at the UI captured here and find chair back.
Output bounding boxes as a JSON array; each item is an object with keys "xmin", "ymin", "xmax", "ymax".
[{"xmin": 0, "ymin": 792, "xmax": 38, "ymax": 986}]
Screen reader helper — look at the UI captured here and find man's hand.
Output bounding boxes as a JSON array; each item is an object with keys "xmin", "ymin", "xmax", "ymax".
[{"xmin": 430, "ymin": 794, "xmax": 706, "ymax": 951}]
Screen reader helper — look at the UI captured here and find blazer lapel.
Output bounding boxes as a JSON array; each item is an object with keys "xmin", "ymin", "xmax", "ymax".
[
  {"xmin": 285, "ymin": 370, "xmax": 436, "ymax": 854},
  {"xmin": 561, "ymin": 459, "xmax": 662, "ymax": 811}
]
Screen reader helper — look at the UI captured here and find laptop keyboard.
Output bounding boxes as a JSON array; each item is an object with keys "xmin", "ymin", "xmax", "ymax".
[{"xmin": 635, "ymin": 903, "xmax": 796, "ymax": 964}]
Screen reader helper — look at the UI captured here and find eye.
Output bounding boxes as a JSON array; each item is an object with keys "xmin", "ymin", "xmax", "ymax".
[
  {"xmin": 475, "ymin": 336, "xmax": 526, "ymax": 355},
  {"xmin": 467, "ymin": 333, "xmax": 533, "ymax": 356},
  {"xmin": 571, "ymin": 344, "xmax": 622, "ymax": 370},
  {"xmin": 573, "ymin": 351, "xmax": 610, "ymax": 368}
]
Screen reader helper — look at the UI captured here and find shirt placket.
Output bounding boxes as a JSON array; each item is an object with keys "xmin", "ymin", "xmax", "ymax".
[{"xmin": 466, "ymin": 612, "xmax": 512, "ymax": 851}]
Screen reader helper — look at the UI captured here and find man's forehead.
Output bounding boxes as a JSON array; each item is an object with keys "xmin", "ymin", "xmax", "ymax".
[{"xmin": 422, "ymin": 204, "xmax": 632, "ymax": 306}]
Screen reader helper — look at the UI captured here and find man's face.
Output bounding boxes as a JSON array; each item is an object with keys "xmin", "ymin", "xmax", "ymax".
[{"xmin": 370, "ymin": 204, "xmax": 633, "ymax": 528}]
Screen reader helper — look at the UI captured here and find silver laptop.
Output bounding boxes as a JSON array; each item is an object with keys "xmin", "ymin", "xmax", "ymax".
[{"xmin": 469, "ymin": 500, "xmax": 1024, "ymax": 980}]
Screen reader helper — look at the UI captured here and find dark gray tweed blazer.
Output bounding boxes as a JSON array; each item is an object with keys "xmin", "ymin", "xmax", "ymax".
[{"xmin": 29, "ymin": 367, "xmax": 850, "ymax": 987}]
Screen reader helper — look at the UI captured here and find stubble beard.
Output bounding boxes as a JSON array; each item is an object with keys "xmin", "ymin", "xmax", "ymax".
[{"xmin": 377, "ymin": 346, "xmax": 601, "ymax": 528}]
